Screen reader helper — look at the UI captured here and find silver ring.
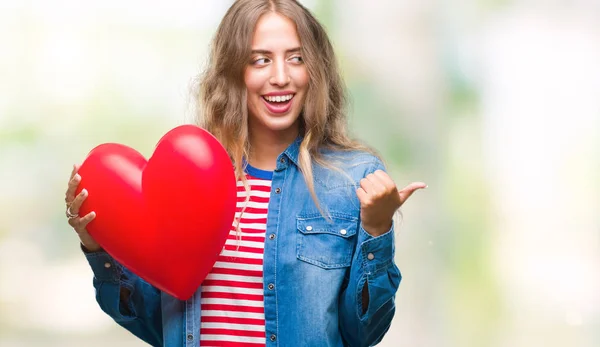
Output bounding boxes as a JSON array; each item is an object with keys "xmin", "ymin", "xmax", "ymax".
[{"xmin": 66, "ymin": 206, "xmax": 79, "ymax": 219}]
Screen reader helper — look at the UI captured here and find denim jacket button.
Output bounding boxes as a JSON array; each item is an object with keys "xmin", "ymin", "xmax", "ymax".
[
  {"xmin": 270, "ymin": 334, "xmax": 277, "ymax": 342},
  {"xmin": 306, "ymin": 225, "xmax": 313, "ymax": 231},
  {"xmin": 104, "ymin": 262, "xmax": 111, "ymax": 268},
  {"xmin": 187, "ymin": 334, "xmax": 193, "ymax": 341},
  {"xmin": 367, "ymin": 253, "xmax": 375, "ymax": 260},
  {"xmin": 280, "ymin": 157, "xmax": 286, "ymax": 164},
  {"xmin": 268, "ymin": 283, "xmax": 275, "ymax": 290},
  {"xmin": 269, "ymin": 234, "xmax": 276, "ymax": 240},
  {"xmin": 275, "ymin": 187, "xmax": 281, "ymax": 194},
  {"xmin": 340, "ymin": 229, "xmax": 347, "ymax": 235}
]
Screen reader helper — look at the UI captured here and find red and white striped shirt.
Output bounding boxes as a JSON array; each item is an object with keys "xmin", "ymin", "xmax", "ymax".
[{"xmin": 200, "ymin": 173, "xmax": 271, "ymax": 346}]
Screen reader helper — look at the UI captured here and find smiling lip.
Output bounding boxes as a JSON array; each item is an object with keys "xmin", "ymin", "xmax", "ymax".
[
  {"xmin": 262, "ymin": 92, "xmax": 295, "ymax": 114},
  {"xmin": 264, "ymin": 91, "xmax": 295, "ymax": 96}
]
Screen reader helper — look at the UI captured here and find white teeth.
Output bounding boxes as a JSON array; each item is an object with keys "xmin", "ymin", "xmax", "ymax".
[{"xmin": 264, "ymin": 94, "xmax": 293, "ymax": 103}]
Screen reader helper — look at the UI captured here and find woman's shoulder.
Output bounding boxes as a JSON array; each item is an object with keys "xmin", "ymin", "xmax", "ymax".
[
  {"xmin": 320, "ymin": 147, "xmax": 384, "ymax": 167},
  {"xmin": 316, "ymin": 147, "xmax": 387, "ymax": 185}
]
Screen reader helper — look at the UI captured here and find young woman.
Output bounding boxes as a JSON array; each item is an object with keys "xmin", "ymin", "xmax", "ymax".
[{"xmin": 64, "ymin": 1, "xmax": 426, "ymax": 346}]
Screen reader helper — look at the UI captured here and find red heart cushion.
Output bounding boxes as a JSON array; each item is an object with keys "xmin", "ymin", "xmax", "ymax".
[{"xmin": 76, "ymin": 125, "xmax": 236, "ymax": 300}]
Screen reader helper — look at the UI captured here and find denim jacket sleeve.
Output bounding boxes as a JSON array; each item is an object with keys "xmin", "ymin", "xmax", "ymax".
[
  {"xmin": 338, "ymin": 161, "xmax": 402, "ymax": 346},
  {"xmin": 84, "ymin": 247, "xmax": 163, "ymax": 346}
]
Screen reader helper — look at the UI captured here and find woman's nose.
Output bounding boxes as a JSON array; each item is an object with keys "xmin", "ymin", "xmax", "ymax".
[{"xmin": 269, "ymin": 60, "xmax": 291, "ymax": 86}]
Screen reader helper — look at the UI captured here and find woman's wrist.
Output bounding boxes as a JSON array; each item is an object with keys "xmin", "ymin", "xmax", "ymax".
[
  {"xmin": 80, "ymin": 242, "xmax": 103, "ymax": 253},
  {"xmin": 362, "ymin": 220, "xmax": 393, "ymax": 237}
]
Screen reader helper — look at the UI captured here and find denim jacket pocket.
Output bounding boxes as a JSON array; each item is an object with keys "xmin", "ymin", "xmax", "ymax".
[{"xmin": 296, "ymin": 214, "xmax": 358, "ymax": 269}]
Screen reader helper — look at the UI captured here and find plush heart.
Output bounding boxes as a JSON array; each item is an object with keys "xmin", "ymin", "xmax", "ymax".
[{"xmin": 76, "ymin": 125, "xmax": 237, "ymax": 300}]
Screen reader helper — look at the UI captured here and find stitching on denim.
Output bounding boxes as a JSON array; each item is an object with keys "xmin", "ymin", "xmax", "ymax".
[
  {"xmin": 297, "ymin": 227, "xmax": 357, "ymax": 238},
  {"xmin": 185, "ymin": 296, "xmax": 194, "ymax": 346},
  {"xmin": 295, "ymin": 211, "xmax": 358, "ymax": 269},
  {"xmin": 365, "ymin": 259, "xmax": 394, "ymax": 275},
  {"xmin": 272, "ymin": 166, "xmax": 287, "ymax": 346},
  {"xmin": 361, "ymin": 237, "xmax": 395, "ymax": 274},
  {"xmin": 297, "ymin": 254, "xmax": 351, "ymax": 269},
  {"xmin": 356, "ymin": 274, "xmax": 368, "ymax": 323},
  {"xmin": 297, "ymin": 212, "xmax": 358, "ymax": 222}
]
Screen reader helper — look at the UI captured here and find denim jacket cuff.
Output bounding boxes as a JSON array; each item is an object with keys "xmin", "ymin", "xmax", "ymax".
[
  {"xmin": 82, "ymin": 244, "xmax": 123, "ymax": 283},
  {"xmin": 358, "ymin": 221, "xmax": 395, "ymax": 274}
]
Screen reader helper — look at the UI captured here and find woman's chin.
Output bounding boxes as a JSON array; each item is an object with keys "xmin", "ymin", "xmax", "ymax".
[{"xmin": 258, "ymin": 118, "xmax": 300, "ymax": 136}]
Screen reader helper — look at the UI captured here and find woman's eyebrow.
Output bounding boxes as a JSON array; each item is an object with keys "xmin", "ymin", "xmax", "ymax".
[{"xmin": 251, "ymin": 47, "xmax": 302, "ymax": 54}]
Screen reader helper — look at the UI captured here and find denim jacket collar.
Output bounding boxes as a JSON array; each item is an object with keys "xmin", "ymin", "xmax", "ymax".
[{"xmin": 280, "ymin": 135, "xmax": 303, "ymax": 168}]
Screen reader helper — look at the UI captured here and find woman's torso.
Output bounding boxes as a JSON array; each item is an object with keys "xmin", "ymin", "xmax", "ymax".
[{"xmin": 160, "ymin": 144, "xmax": 382, "ymax": 347}]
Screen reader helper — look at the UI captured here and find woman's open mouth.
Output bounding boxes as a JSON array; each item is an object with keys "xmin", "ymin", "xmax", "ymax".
[{"xmin": 262, "ymin": 94, "xmax": 295, "ymax": 114}]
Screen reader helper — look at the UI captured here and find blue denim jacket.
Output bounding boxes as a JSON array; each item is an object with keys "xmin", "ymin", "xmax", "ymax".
[{"xmin": 84, "ymin": 137, "xmax": 401, "ymax": 346}]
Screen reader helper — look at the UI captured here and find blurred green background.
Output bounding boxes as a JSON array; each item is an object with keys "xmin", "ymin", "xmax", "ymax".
[{"xmin": 1, "ymin": 0, "xmax": 599, "ymax": 346}]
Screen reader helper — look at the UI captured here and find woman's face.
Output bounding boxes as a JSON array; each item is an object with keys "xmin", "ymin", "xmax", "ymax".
[{"xmin": 244, "ymin": 12, "xmax": 309, "ymax": 141}]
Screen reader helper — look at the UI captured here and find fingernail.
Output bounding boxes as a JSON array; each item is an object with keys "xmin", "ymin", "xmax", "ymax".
[
  {"xmin": 82, "ymin": 189, "xmax": 88, "ymax": 195},
  {"xmin": 91, "ymin": 211, "xmax": 96, "ymax": 218}
]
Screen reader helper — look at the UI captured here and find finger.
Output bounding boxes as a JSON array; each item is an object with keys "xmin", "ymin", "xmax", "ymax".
[
  {"xmin": 361, "ymin": 173, "xmax": 387, "ymax": 194},
  {"xmin": 69, "ymin": 189, "xmax": 88, "ymax": 215},
  {"xmin": 78, "ymin": 211, "xmax": 96, "ymax": 230},
  {"xmin": 372, "ymin": 170, "xmax": 396, "ymax": 190},
  {"xmin": 369, "ymin": 170, "xmax": 397, "ymax": 193},
  {"xmin": 365, "ymin": 173, "xmax": 388, "ymax": 194},
  {"xmin": 356, "ymin": 187, "xmax": 369, "ymax": 204},
  {"xmin": 398, "ymin": 182, "xmax": 427, "ymax": 203},
  {"xmin": 68, "ymin": 217, "xmax": 80, "ymax": 229},
  {"xmin": 360, "ymin": 177, "xmax": 377, "ymax": 195},
  {"xmin": 69, "ymin": 164, "xmax": 80, "ymax": 180},
  {"xmin": 65, "ymin": 173, "xmax": 82, "ymax": 204}
]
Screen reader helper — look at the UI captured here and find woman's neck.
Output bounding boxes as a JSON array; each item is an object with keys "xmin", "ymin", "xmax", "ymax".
[{"xmin": 248, "ymin": 127, "xmax": 298, "ymax": 171}]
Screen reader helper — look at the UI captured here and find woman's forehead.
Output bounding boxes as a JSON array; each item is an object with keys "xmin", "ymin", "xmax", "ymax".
[{"xmin": 251, "ymin": 12, "xmax": 301, "ymax": 50}]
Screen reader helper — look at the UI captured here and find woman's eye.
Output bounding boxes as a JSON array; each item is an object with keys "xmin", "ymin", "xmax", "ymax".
[
  {"xmin": 253, "ymin": 57, "xmax": 270, "ymax": 65},
  {"xmin": 290, "ymin": 56, "xmax": 303, "ymax": 63}
]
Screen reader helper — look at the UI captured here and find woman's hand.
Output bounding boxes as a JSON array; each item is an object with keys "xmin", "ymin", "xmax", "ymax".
[
  {"xmin": 65, "ymin": 164, "xmax": 101, "ymax": 252},
  {"xmin": 356, "ymin": 170, "xmax": 426, "ymax": 237}
]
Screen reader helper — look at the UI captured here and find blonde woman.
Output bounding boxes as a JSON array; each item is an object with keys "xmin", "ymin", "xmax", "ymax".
[{"xmin": 64, "ymin": 0, "xmax": 426, "ymax": 346}]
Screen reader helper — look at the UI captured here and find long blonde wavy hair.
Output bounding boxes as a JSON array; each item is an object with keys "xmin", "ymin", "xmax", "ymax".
[{"xmin": 196, "ymin": 0, "xmax": 380, "ymax": 215}]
